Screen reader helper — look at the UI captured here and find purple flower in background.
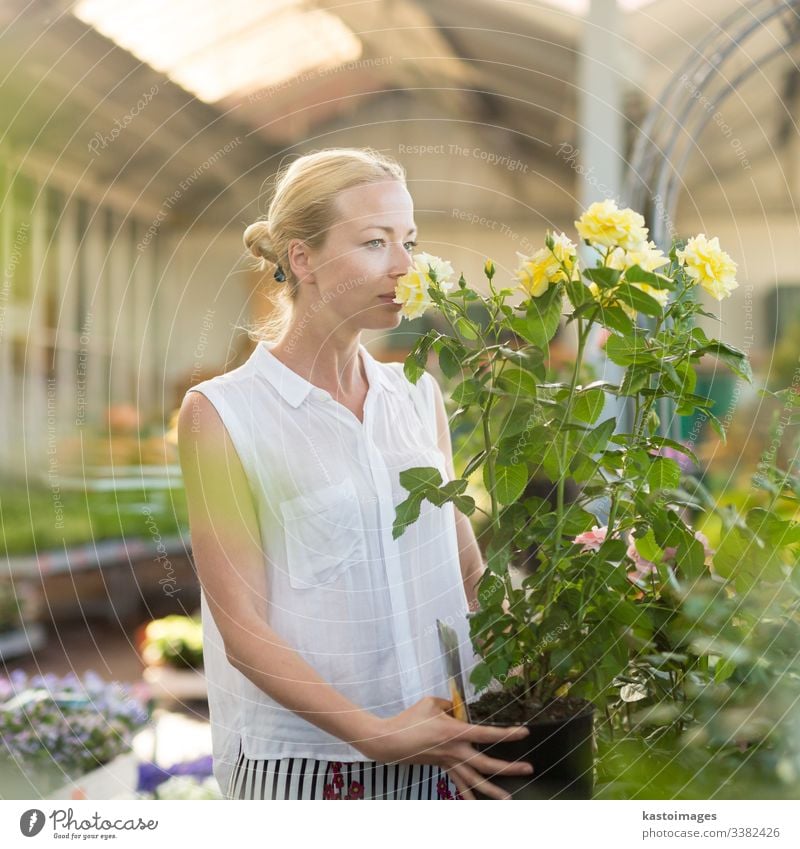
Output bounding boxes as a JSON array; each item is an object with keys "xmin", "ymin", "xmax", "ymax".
[
  {"xmin": 137, "ymin": 754, "xmax": 214, "ymax": 794},
  {"xmin": 650, "ymin": 443, "xmax": 696, "ymax": 474},
  {"xmin": 0, "ymin": 669, "xmax": 150, "ymax": 775}
]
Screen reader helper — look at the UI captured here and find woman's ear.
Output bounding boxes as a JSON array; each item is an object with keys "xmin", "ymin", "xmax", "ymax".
[{"xmin": 287, "ymin": 238, "xmax": 315, "ymax": 285}]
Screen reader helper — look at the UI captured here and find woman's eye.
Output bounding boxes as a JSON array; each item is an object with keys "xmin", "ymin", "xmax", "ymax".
[{"xmin": 365, "ymin": 238, "xmax": 418, "ymax": 250}]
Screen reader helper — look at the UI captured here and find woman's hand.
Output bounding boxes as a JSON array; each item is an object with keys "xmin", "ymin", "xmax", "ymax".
[{"xmin": 356, "ymin": 696, "xmax": 534, "ymax": 800}]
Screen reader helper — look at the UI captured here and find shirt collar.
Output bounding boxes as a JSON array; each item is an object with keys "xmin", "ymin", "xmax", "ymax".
[{"xmin": 252, "ymin": 340, "xmax": 397, "ymax": 408}]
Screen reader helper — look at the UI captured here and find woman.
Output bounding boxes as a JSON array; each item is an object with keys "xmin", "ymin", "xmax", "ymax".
[{"xmin": 177, "ymin": 147, "xmax": 533, "ymax": 800}]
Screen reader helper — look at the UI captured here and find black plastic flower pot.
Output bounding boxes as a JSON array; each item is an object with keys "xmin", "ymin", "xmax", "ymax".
[{"xmin": 471, "ymin": 699, "xmax": 595, "ymax": 800}]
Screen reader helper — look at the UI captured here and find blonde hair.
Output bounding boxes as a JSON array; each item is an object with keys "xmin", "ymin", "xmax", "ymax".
[{"xmin": 242, "ymin": 147, "xmax": 406, "ymax": 342}]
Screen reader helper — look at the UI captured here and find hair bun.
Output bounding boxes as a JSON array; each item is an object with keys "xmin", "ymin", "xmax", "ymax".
[{"xmin": 243, "ymin": 220, "xmax": 278, "ymax": 266}]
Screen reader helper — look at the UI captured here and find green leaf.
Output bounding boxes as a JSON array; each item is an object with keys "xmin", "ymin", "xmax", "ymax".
[
  {"xmin": 511, "ymin": 285, "xmax": 563, "ymax": 348},
  {"xmin": 486, "ymin": 463, "xmax": 528, "ymax": 505},
  {"xmin": 541, "ymin": 441, "xmax": 562, "ymax": 480},
  {"xmin": 497, "ymin": 367, "xmax": 538, "ymax": 398},
  {"xmin": 693, "ymin": 340, "xmax": 753, "ymax": 383},
  {"xmin": 452, "ymin": 494, "xmax": 476, "ymax": 515},
  {"xmin": 634, "ymin": 528, "xmax": 663, "ymax": 564},
  {"xmin": 438, "ymin": 345, "xmax": 462, "ymax": 379},
  {"xmin": 714, "ymin": 657, "xmax": 736, "ymax": 684},
  {"xmin": 646, "ymin": 457, "xmax": 682, "ymax": 492},
  {"xmin": 456, "ymin": 317, "xmax": 479, "ymax": 340},
  {"xmin": 478, "ymin": 571, "xmax": 506, "ymax": 607},
  {"xmin": 620, "ymin": 366, "xmax": 651, "ymax": 396},
  {"xmin": 403, "ymin": 355, "xmax": 425, "ymax": 384},
  {"xmin": 564, "ymin": 278, "xmax": 590, "ymax": 309},
  {"xmin": 583, "ymin": 266, "xmax": 622, "ymax": 289},
  {"xmin": 646, "ymin": 436, "xmax": 700, "ymax": 467},
  {"xmin": 676, "ymin": 535, "xmax": 706, "ymax": 581},
  {"xmin": 398, "ymin": 466, "xmax": 443, "ymax": 493},
  {"xmin": 745, "ymin": 508, "xmax": 800, "ymax": 547},
  {"xmin": 403, "ymin": 332, "xmax": 436, "ymax": 383},
  {"xmin": 579, "ymin": 417, "xmax": 617, "ymax": 455},
  {"xmin": 392, "ymin": 492, "xmax": 424, "ymax": 539},
  {"xmin": 598, "ymin": 305, "xmax": 635, "ymax": 336},
  {"xmin": 605, "ymin": 332, "xmax": 656, "ymax": 367},
  {"xmin": 614, "ymin": 282, "xmax": 665, "ymax": 317},
  {"xmin": 624, "ymin": 264, "xmax": 673, "ymax": 288},
  {"xmin": 573, "ymin": 387, "xmax": 606, "ymax": 424},
  {"xmin": 462, "ymin": 450, "xmax": 488, "ymax": 478},
  {"xmin": 451, "ymin": 377, "xmax": 483, "ymax": 406},
  {"xmin": 469, "ymin": 661, "xmax": 494, "ymax": 692}
]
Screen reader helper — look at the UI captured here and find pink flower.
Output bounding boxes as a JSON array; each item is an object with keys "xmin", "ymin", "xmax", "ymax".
[
  {"xmin": 626, "ymin": 540, "xmax": 677, "ymax": 585},
  {"xmin": 694, "ymin": 529, "xmax": 715, "ymax": 561},
  {"xmin": 626, "ymin": 529, "xmax": 716, "ymax": 585},
  {"xmin": 573, "ymin": 525, "xmax": 608, "ymax": 553},
  {"xmin": 596, "ymin": 327, "xmax": 612, "ymax": 350}
]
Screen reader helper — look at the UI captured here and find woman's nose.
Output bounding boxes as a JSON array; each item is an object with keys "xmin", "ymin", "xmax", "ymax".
[{"xmin": 390, "ymin": 241, "xmax": 413, "ymax": 272}]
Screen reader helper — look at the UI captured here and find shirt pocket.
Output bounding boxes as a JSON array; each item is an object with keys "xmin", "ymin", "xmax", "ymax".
[{"xmin": 279, "ymin": 478, "xmax": 367, "ymax": 590}]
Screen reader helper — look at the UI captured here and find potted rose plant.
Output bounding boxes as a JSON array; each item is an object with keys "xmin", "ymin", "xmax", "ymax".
[{"xmin": 391, "ymin": 200, "xmax": 748, "ymax": 798}]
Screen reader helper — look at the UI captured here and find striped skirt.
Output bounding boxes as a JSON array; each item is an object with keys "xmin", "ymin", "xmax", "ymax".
[{"xmin": 227, "ymin": 739, "xmax": 463, "ymax": 800}]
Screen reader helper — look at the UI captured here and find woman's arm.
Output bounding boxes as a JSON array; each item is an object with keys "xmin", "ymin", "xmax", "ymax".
[
  {"xmin": 177, "ymin": 391, "xmax": 381, "ymax": 750},
  {"xmin": 429, "ymin": 375, "xmax": 486, "ymax": 612}
]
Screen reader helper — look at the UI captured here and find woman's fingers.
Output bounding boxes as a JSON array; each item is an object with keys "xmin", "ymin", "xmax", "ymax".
[
  {"xmin": 453, "ymin": 761, "xmax": 512, "ymax": 800},
  {"xmin": 461, "ymin": 748, "xmax": 534, "ymax": 777},
  {"xmin": 448, "ymin": 720, "xmax": 530, "ymax": 745},
  {"xmin": 446, "ymin": 741, "xmax": 533, "ymax": 778},
  {"xmin": 446, "ymin": 767, "xmax": 475, "ymax": 800}
]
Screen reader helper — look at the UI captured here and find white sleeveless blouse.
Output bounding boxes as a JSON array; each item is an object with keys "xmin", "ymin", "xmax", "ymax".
[{"xmin": 185, "ymin": 340, "xmax": 478, "ymax": 793}]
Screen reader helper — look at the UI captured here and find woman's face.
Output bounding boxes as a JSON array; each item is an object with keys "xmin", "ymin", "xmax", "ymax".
[{"xmin": 293, "ymin": 179, "xmax": 417, "ymax": 333}]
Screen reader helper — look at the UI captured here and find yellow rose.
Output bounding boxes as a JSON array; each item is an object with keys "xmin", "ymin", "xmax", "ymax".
[
  {"xmin": 575, "ymin": 199, "xmax": 649, "ymax": 251},
  {"xmin": 394, "ymin": 269, "xmax": 434, "ymax": 319},
  {"xmin": 515, "ymin": 232, "xmax": 577, "ymax": 298},
  {"xmin": 411, "ymin": 251, "xmax": 456, "ymax": 289},
  {"xmin": 607, "ymin": 240, "xmax": 669, "ymax": 273},
  {"xmin": 394, "ymin": 252, "xmax": 455, "ymax": 319},
  {"xmin": 675, "ymin": 234, "xmax": 738, "ymax": 300},
  {"xmin": 515, "ymin": 249, "xmax": 560, "ymax": 297}
]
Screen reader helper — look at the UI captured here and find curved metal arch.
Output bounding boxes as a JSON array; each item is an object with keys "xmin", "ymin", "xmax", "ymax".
[
  {"xmin": 624, "ymin": 0, "xmax": 800, "ymax": 245},
  {"xmin": 618, "ymin": 0, "xmax": 800, "ymax": 444}
]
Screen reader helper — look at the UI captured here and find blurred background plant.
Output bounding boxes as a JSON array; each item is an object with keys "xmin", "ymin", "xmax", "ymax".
[
  {"xmin": 595, "ymin": 398, "xmax": 800, "ymax": 799},
  {"xmin": 0, "ymin": 482, "xmax": 189, "ymax": 556},
  {"xmin": 137, "ymin": 614, "xmax": 203, "ymax": 670},
  {"xmin": 0, "ymin": 670, "xmax": 150, "ymax": 786}
]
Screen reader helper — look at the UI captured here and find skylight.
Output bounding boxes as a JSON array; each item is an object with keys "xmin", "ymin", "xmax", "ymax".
[
  {"xmin": 540, "ymin": 0, "xmax": 659, "ymax": 14},
  {"xmin": 72, "ymin": 0, "xmax": 363, "ymax": 104}
]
